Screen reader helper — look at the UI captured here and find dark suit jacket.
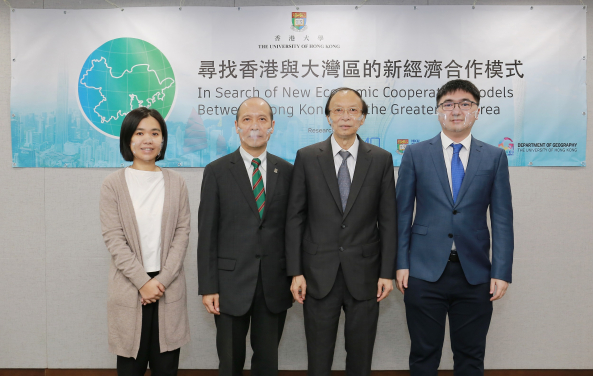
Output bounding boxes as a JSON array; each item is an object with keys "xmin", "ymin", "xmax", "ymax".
[
  {"xmin": 198, "ymin": 148, "xmax": 293, "ymax": 316},
  {"xmin": 285, "ymin": 135, "xmax": 397, "ymax": 301},
  {"xmin": 396, "ymin": 133, "xmax": 514, "ymax": 285}
]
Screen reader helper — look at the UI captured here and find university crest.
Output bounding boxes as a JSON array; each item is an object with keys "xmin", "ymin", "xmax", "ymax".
[
  {"xmin": 292, "ymin": 12, "xmax": 307, "ymax": 31},
  {"xmin": 397, "ymin": 139, "xmax": 409, "ymax": 155}
]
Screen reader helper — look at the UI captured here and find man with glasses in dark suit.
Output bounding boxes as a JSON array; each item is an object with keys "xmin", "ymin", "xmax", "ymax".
[{"xmin": 286, "ymin": 87, "xmax": 397, "ymax": 376}]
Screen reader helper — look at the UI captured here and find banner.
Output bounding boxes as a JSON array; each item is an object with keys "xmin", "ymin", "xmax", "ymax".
[{"xmin": 10, "ymin": 5, "xmax": 586, "ymax": 167}]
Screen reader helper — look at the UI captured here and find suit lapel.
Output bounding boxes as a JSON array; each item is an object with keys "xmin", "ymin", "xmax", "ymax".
[
  {"xmin": 317, "ymin": 137, "xmax": 343, "ymax": 213},
  {"xmin": 261, "ymin": 154, "xmax": 279, "ymax": 222},
  {"xmin": 429, "ymin": 134, "xmax": 455, "ymax": 207},
  {"xmin": 229, "ymin": 149, "xmax": 260, "ymax": 221},
  {"xmin": 343, "ymin": 137, "xmax": 371, "ymax": 219},
  {"xmin": 454, "ymin": 136, "xmax": 483, "ymax": 208}
]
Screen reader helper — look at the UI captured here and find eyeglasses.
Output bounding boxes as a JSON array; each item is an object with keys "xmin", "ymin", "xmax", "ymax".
[
  {"xmin": 330, "ymin": 107, "xmax": 362, "ymax": 117},
  {"xmin": 437, "ymin": 101, "xmax": 477, "ymax": 111}
]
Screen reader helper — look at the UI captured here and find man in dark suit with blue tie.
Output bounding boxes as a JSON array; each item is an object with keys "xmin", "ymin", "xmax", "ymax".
[{"xmin": 395, "ymin": 79, "xmax": 514, "ymax": 375}]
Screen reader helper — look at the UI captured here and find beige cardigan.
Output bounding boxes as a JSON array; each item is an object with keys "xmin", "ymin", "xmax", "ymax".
[{"xmin": 100, "ymin": 168, "xmax": 191, "ymax": 358}]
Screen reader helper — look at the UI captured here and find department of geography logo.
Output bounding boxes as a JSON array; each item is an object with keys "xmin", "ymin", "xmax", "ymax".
[
  {"xmin": 291, "ymin": 12, "xmax": 307, "ymax": 31},
  {"xmin": 498, "ymin": 137, "xmax": 514, "ymax": 156},
  {"xmin": 77, "ymin": 37, "xmax": 176, "ymax": 139}
]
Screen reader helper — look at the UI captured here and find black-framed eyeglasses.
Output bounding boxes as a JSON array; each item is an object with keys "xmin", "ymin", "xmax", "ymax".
[{"xmin": 437, "ymin": 101, "xmax": 477, "ymax": 111}]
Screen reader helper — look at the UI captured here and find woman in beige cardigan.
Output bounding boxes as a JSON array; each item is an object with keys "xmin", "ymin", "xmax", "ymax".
[{"xmin": 100, "ymin": 107, "xmax": 190, "ymax": 376}]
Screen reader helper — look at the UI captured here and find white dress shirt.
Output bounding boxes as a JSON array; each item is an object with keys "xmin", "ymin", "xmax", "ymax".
[
  {"xmin": 331, "ymin": 135, "xmax": 359, "ymax": 182},
  {"xmin": 440, "ymin": 131, "xmax": 471, "ymax": 251},
  {"xmin": 125, "ymin": 167, "xmax": 164, "ymax": 273},
  {"xmin": 240, "ymin": 147, "xmax": 267, "ymax": 189}
]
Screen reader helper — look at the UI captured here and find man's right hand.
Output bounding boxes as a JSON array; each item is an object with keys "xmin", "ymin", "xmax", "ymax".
[
  {"xmin": 291, "ymin": 275, "xmax": 307, "ymax": 304},
  {"xmin": 396, "ymin": 269, "xmax": 409, "ymax": 294},
  {"xmin": 139, "ymin": 278, "xmax": 165, "ymax": 304},
  {"xmin": 202, "ymin": 294, "xmax": 220, "ymax": 315}
]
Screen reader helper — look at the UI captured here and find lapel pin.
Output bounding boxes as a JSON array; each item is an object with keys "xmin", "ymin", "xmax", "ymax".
[{"xmin": 274, "ymin": 168, "xmax": 278, "ymax": 173}]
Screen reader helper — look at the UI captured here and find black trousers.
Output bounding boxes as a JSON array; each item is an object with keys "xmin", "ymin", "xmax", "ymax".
[
  {"xmin": 214, "ymin": 269, "xmax": 287, "ymax": 376},
  {"xmin": 117, "ymin": 272, "xmax": 180, "ymax": 376},
  {"xmin": 404, "ymin": 261, "xmax": 493, "ymax": 376},
  {"xmin": 303, "ymin": 267, "xmax": 380, "ymax": 376}
]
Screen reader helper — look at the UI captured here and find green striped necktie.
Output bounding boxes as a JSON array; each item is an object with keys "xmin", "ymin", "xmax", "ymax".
[{"xmin": 251, "ymin": 158, "xmax": 265, "ymax": 218}]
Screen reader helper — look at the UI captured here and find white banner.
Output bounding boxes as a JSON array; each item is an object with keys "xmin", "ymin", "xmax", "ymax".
[{"xmin": 10, "ymin": 5, "xmax": 587, "ymax": 167}]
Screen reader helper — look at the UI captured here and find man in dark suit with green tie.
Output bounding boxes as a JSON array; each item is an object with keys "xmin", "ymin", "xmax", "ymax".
[{"xmin": 198, "ymin": 97, "xmax": 293, "ymax": 376}]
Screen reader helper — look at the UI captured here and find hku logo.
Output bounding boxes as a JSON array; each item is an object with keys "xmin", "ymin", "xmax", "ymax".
[
  {"xmin": 292, "ymin": 12, "xmax": 307, "ymax": 31},
  {"xmin": 397, "ymin": 139, "xmax": 409, "ymax": 155}
]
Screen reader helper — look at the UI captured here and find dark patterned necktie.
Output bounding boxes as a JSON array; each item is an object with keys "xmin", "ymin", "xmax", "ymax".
[
  {"xmin": 338, "ymin": 150, "xmax": 351, "ymax": 211},
  {"xmin": 252, "ymin": 158, "xmax": 265, "ymax": 218},
  {"xmin": 451, "ymin": 144, "xmax": 465, "ymax": 203}
]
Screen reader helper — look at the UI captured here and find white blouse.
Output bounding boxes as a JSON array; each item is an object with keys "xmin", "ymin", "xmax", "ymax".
[{"xmin": 125, "ymin": 167, "xmax": 165, "ymax": 273}]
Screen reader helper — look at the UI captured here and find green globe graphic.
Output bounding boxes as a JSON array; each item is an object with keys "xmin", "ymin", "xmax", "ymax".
[{"xmin": 78, "ymin": 37, "xmax": 176, "ymax": 138}]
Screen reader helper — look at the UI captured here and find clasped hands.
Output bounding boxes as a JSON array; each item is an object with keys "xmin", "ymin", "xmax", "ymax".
[{"xmin": 139, "ymin": 278, "xmax": 166, "ymax": 305}]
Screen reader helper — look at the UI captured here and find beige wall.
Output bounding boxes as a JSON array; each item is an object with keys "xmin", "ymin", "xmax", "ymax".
[{"xmin": 1, "ymin": 0, "xmax": 592, "ymax": 369}]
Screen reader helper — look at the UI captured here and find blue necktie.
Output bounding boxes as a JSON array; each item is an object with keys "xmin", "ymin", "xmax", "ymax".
[
  {"xmin": 338, "ymin": 150, "xmax": 351, "ymax": 211},
  {"xmin": 451, "ymin": 143, "xmax": 465, "ymax": 203}
]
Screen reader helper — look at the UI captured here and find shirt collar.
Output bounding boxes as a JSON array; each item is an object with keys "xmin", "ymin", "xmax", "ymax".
[
  {"xmin": 331, "ymin": 135, "xmax": 359, "ymax": 161},
  {"xmin": 240, "ymin": 146, "xmax": 267, "ymax": 171},
  {"xmin": 441, "ymin": 132, "xmax": 472, "ymax": 151}
]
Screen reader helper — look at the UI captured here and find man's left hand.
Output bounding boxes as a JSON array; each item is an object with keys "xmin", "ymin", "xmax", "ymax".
[
  {"xmin": 490, "ymin": 278, "xmax": 509, "ymax": 301},
  {"xmin": 377, "ymin": 278, "xmax": 394, "ymax": 302}
]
